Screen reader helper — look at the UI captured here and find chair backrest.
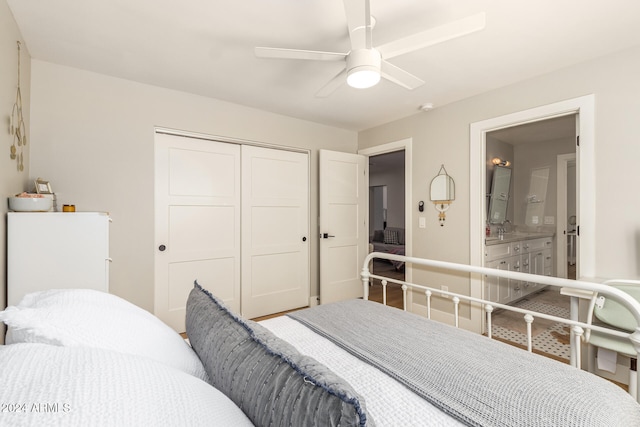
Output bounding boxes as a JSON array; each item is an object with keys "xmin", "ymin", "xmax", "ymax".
[{"xmin": 593, "ymin": 281, "xmax": 640, "ymax": 332}]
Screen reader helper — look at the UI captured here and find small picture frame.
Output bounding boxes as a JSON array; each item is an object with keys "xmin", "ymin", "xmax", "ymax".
[{"xmin": 35, "ymin": 178, "xmax": 53, "ymax": 194}]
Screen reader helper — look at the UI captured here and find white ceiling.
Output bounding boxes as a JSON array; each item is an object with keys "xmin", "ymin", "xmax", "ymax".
[{"xmin": 7, "ymin": 0, "xmax": 640, "ymax": 131}]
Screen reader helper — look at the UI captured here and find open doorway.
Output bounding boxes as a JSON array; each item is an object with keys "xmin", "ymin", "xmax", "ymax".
[
  {"xmin": 369, "ymin": 185, "xmax": 387, "ymax": 232},
  {"xmin": 359, "ymin": 139, "xmax": 413, "ymax": 309},
  {"xmin": 368, "ymin": 151, "xmax": 406, "ymax": 288},
  {"xmin": 468, "ymin": 95, "xmax": 595, "ymax": 335},
  {"xmin": 486, "ymin": 114, "xmax": 577, "ymax": 280}
]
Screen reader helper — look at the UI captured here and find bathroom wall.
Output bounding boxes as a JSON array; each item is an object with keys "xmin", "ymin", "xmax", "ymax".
[{"xmin": 513, "ymin": 137, "xmax": 575, "ymax": 230}]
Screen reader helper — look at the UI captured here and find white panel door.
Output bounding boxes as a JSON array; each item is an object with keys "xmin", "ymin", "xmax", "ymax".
[
  {"xmin": 155, "ymin": 133, "xmax": 240, "ymax": 332},
  {"xmin": 241, "ymin": 145, "xmax": 309, "ymax": 319},
  {"xmin": 319, "ymin": 149, "xmax": 367, "ymax": 304}
]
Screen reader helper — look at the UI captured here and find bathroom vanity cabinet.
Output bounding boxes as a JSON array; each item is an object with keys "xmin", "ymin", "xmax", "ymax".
[{"xmin": 484, "ymin": 234, "xmax": 553, "ymax": 304}]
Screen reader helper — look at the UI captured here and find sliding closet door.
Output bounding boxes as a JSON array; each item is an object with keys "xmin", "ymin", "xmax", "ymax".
[
  {"xmin": 155, "ymin": 133, "xmax": 241, "ymax": 332},
  {"xmin": 241, "ymin": 146, "xmax": 310, "ymax": 319}
]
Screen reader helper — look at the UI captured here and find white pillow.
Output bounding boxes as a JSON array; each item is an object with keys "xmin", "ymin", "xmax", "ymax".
[
  {"xmin": 0, "ymin": 343, "xmax": 253, "ymax": 426},
  {"xmin": 0, "ymin": 288, "xmax": 207, "ymax": 381}
]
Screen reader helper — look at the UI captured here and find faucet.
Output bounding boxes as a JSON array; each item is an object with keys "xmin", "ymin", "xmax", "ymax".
[{"xmin": 500, "ymin": 219, "xmax": 511, "ymax": 236}]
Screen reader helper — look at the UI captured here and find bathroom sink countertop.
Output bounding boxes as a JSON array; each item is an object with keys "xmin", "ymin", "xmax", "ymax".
[{"xmin": 485, "ymin": 231, "xmax": 554, "ymax": 246}]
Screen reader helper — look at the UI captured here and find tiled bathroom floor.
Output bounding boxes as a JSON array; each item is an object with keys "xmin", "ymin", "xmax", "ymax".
[{"xmin": 491, "ymin": 289, "xmax": 571, "ymax": 361}]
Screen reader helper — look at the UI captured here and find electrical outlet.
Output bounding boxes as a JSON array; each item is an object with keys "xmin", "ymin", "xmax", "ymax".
[
  {"xmin": 544, "ymin": 216, "xmax": 555, "ymax": 225},
  {"xmin": 441, "ymin": 285, "xmax": 449, "ymax": 298}
]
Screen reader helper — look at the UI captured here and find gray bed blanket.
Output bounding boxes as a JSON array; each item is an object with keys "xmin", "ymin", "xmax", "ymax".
[{"xmin": 288, "ymin": 299, "xmax": 640, "ymax": 427}]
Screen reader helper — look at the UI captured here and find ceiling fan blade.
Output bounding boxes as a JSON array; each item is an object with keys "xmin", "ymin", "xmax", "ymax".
[
  {"xmin": 255, "ymin": 47, "xmax": 346, "ymax": 62},
  {"xmin": 315, "ymin": 68, "xmax": 348, "ymax": 98},
  {"xmin": 343, "ymin": 0, "xmax": 371, "ymax": 50},
  {"xmin": 381, "ymin": 60, "xmax": 424, "ymax": 90},
  {"xmin": 377, "ymin": 12, "xmax": 486, "ymax": 59}
]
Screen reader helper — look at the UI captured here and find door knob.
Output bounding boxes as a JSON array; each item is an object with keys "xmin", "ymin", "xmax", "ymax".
[
  {"xmin": 322, "ymin": 233, "xmax": 335, "ymax": 239},
  {"xmin": 302, "ymin": 237, "xmax": 307, "ymax": 242},
  {"xmin": 158, "ymin": 244, "xmax": 166, "ymax": 251}
]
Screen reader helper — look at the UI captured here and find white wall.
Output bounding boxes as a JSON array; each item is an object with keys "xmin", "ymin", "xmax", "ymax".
[
  {"xmin": 28, "ymin": 60, "xmax": 357, "ymax": 312},
  {"xmin": 1, "ymin": 0, "xmax": 31, "ymax": 342},
  {"xmin": 513, "ymin": 137, "xmax": 574, "ymax": 227},
  {"xmin": 369, "ymin": 166, "xmax": 405, "ymax": 229},
  {"xmin": 359, "ymin": 46, "xmax": 640, "ymax": 296}
]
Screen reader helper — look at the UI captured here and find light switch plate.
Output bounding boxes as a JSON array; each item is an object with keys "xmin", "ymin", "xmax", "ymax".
[{"xmin": 419, "ymin": 217, "xmax": 426, "ymax": 228}]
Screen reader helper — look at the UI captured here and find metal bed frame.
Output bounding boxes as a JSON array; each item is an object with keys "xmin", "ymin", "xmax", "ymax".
[{"xmin": 361, "ymin": 252, "xmax": 640, "ymax": 401}]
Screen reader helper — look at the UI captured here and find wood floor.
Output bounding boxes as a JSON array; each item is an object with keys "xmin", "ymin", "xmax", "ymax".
[{"xmin": 367, "ymin": 259, "xmax": 405, "ymax": 310}]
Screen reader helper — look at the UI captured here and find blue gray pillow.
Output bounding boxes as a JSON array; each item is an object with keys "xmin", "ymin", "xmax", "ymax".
[{"xmin": 186, "ymin": 282, "xmax": 373, "ymax": 427}]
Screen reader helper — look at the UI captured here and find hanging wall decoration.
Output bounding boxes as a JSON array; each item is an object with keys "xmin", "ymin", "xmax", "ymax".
[
  {"xmin": 429, "ymin": 165, "xmax": 455, "ymax": 226},
  {"xmin": 9, "ymin": 41, "xmax": 26, "ymax": 172}
]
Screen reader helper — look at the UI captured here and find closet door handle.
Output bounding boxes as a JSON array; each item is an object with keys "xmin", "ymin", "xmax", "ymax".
[
  {"xmin": 158, "ymin": 244, "xmax": 166, "ymax": 252},
  {"xmin": 302, "ymin": 237, "xmax": 307, "ymax": 242}
]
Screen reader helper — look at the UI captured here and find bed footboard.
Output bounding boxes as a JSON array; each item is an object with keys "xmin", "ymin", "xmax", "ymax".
[{"xmin": 361, "ymin": 252, "xmax": 640, "ymax": 401}]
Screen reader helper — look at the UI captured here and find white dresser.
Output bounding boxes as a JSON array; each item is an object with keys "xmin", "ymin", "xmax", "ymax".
[{"xmin": 7, "ymin": 212, "xmax": 111, "ymax": 306}]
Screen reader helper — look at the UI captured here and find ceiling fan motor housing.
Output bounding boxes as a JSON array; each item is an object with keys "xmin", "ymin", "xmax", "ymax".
[{"xmin": 347, "ymin": 49, "xmax": 382, "ymax": 88}]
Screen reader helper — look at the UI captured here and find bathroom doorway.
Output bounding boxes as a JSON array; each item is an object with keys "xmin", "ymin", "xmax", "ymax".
[
  {"xmin": 468, "ymin": 95, "xmax": 596, "ymax": 332},
  {"xmin": 486, "ymin": 114, "xmax": 577, "ymax": 279}
]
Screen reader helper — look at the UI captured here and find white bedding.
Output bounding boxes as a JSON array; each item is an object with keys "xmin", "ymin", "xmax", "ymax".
[
  {"xmin": 0, "ymin": 288, "xmax": 208, "ymax": 381},
  {"xmin": 260, "ymin": 316, "xmax": 464, "ymax": 427},
  {"xmin": 0, "ymin": 343, "xmax": 253, "ymax": 427}
]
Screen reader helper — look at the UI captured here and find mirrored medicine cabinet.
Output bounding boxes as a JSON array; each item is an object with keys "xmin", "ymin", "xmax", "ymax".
[{"xmin": 487, "ymin": 165, "xmax": 512, "ymax": 224}]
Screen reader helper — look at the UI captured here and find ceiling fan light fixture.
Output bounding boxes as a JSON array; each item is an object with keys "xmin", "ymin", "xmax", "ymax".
[
  {"xmin": 255, "ymin": 3, "xmax": 487, "ymax": 97},
  {"xmin": 347, "ymin": 66, "xmax": 380, "ymax": 88},
  {"xmin": 346, "ymin": 48, "xmax": 381, "ymax": 89}
]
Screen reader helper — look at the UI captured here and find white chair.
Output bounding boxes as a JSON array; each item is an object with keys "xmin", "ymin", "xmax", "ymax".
[{"xmin": 584, "ymin": 280, "xmax": 640, "ymax": 400}]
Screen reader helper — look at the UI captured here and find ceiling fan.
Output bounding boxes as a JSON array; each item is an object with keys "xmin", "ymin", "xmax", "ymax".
[{"xmin": 255, "ymin": 0, "xmax": 485, "ymax": 97}]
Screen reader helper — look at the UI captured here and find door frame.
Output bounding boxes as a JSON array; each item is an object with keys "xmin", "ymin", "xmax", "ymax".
[
  {"xmin": 358, "ymin": 138, "xmax": 413, "ymax": 286},
  {"xmin": 470, "ymin": 95, "xmax": 595, "ymax": 282},
  {"xmin": 556, "ymin": 153, "xmax": 577, "ymax": 279}
]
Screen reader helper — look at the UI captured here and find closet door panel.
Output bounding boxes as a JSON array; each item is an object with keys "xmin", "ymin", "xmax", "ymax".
[
  {"xmin": 168, "ymin": 205, "xmax": 236, "ymax": 261},
  {"xmin": 155, "ymin": 133, "xmax": 240, "ymax": 332},
  {"xmin": 241, "ymin": 145, "xmax": 310, "ymax": 319},
  {"xmin": 167, "ymin": 258, "xmax": 236, "ymax": 311}
]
